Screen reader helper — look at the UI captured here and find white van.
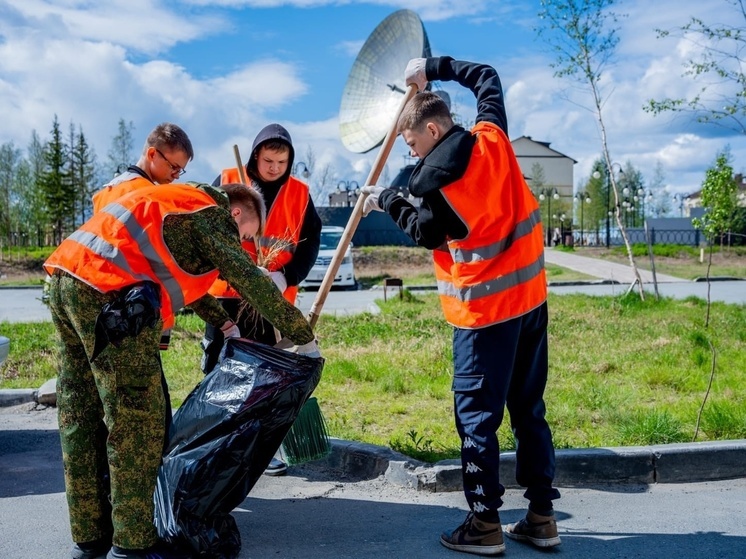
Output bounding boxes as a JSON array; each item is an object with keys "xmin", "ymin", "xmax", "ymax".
[{"xmin": 299, "ymin": 226, "xmax": 356, "ymax": 290}]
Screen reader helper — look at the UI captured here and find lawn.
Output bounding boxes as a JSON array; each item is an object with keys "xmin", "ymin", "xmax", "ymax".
[{"xmin": 2, "ymin": 289, "xmax": 744, "ymax": 463}]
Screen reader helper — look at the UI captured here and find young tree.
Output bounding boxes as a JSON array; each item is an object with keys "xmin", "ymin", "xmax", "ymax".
[
  {"xmin": 693, "ymin": 148, "xmax": 738, "ymax": 327},
  {"xmin": 585, "ymin": 158, "xmax": 609, "ymax": 243},
  {"xmin": 107, "ymin": 118, "xmax": 135, "ymax": 178},
  {"xmin": 537, "ymin": 0, "xmax": 646, "ymax": 297},
  {"xmin": 645, "ymin": 0, "xmax": 746, "ymax": 135}
]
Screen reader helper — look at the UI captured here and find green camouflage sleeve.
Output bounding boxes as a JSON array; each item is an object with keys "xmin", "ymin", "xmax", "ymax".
[{"xmin": 166, "ymin": 200, "xmax": 314, "ymax": 345}]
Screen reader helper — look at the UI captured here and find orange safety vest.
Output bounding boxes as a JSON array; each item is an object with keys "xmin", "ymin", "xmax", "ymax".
[
  {"xmin": 44, "ymin": 184, "xmax": 221, "ymax": 329},
  {"xmin": 433, "ymin": 121, "xmax": 547, "ymax": 329},
  {"xmin": 208, "ymin": 170, "xmax": 309, "ymax": 303},
  {"xmin": 92, "ymin": 172, "xmax": 153, "ymax": 214}
]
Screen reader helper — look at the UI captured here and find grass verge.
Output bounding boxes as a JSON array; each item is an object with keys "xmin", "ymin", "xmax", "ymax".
[{"xmin": 2, "ymin": 290, "xmax": 745, "ymax": 463}]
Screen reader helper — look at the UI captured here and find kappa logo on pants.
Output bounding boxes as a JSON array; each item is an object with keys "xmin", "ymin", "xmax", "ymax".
[
  {"xmin": 465, "ymin": 462, "xmax": 483, "ymax": 474},
  {"xmin": 463, "ymin": 437, "xmax": 477, "ymax": 449},
  {"xmin": 472, "ymin": 501, "xmax": 489, "ymax": 513},
  {"xmin": 471, "ymin": 484, "xmax": 486, "ymax": 496}
]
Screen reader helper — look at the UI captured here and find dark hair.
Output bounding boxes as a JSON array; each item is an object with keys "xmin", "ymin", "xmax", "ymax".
[
  {"xmin": 258, "ymin": 140, "xmax": 290, "ymax": 154},
  {"xmin": 221, "ymin": 183, "xmax": 267, "ymax": 237},
  {"xmin": 145, "ymin": 123, "xmax": 194, "ymax": 161},
  {"xmin": 397, "ymin": 92, "xmax": 454, "ymax": 134}
]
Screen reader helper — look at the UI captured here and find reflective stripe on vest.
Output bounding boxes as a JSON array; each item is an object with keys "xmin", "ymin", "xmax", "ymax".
[
  {"xmin": 44, "ymin": 184, "xmax": 220, "ymax": 329},
  {"xmin": 209, "ymin": 171, "xmax": 308, "ymax": 303},
  {"xmin": 433, "ymin": 121, "xmax": 547, "ymax": 329},
  {"xmin": 92, "ymin": 174, "xmax": 153, "ymax": 214}
]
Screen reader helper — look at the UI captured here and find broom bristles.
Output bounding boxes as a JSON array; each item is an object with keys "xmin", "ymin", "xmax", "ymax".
[{"xmin": 282, "ymin": 397, "xmax": 331, "ymax": 465}]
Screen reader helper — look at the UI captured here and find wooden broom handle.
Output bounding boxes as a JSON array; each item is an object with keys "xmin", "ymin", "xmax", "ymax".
[
  {"xmin": 233, "ymin": 145, "xmax": 281, "ymax": 342},
  {"xmin": 307, "ymin": 83, "xmax": 418, "ymax": 329}
]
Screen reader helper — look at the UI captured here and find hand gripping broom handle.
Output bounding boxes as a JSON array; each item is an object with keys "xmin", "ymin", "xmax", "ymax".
[{"xmin": 307, "ymin": 83, "xmax": 418, "ymax": 329}]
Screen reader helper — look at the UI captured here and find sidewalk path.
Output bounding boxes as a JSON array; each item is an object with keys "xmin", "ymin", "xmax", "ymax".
[{"xmin": 544, "ymin": 247, "xmax": 685, "ymax": 283}]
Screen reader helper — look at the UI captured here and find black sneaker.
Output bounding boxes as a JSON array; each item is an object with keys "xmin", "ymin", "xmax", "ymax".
[
  {"xmin": 106, "ymin": 543, "xmax": 190, "ymax": 559},
  {"xmin": 263, "ymin": 457, "xmax": 288, "ymax": 476},
  {"xmin": 71, "ymin": 539, "xmax": 110, "ymax": 559},
  {"xmin": 440, "ymin": 512, "xmax": 505, "ymax": 556}
]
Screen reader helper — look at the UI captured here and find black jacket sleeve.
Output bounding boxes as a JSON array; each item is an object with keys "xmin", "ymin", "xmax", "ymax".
[
  {"xmin": 281, "ymin": 196, "xmax": 322, "ymax": 286},
  {"xmin": 426, "ymin": 56, "xmax": 508, "ymax": 134}
]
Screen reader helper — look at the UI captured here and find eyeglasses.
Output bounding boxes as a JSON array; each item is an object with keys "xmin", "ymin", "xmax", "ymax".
[{"xmin": 155, "ymin": 148, "xmax": 186, "ymax": 177}]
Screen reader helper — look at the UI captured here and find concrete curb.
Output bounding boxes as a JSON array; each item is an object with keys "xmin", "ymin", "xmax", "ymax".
[
  {"xmin": 0, "ymin": 388, "xmax": 36, "ymax": 407},
  {"xmin": 4, "ymin": 390, "xmax": 745, "ymax": 489},
  {"xmin": 304, "ymin": 438, "xmax": 746, "ymax": 491}
]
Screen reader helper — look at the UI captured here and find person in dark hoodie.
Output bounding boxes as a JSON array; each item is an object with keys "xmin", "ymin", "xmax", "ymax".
[
  {"xmin": 203, "ymin": 123, "xmax": 322, "ymax": 475},
  {"xmin": 362, "ymin": 57, "xmax": 561, "ymax": 556}
]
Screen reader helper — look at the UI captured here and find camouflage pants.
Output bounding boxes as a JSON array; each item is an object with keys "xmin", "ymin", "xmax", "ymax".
[{"xmin": 48, "ymin": 272, "xmax": 165, "ymax": 549}]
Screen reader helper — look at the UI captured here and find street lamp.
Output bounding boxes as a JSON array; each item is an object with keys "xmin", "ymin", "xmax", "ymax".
[
  {"xmin": 337, "ymin": 180, "xmax": 360, "ymax": 207},
  {"xmin": 538, "ymin": 187, "xmax": 559, "ymax": 246},
  {"xmin": 574, "ymin": 191, "xmax": 591, "ymax": 246},
  {"xmin": 593, "ymin": 163, "xmax": 623, "ymax": 247},
  {"xmin": 673, "ymin": 193, "xmax": 690, "ymax": 217},
  {"xmin": 293, "ymin": 161, "xmax": 310, "ymax": 178},
  {"xmin": 552, "ymin": 212, "xmax": 567, "ymax": 245}
]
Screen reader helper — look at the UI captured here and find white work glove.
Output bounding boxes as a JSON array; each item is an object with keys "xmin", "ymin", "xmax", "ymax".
[
  {"xmin": 220, "ymin": 321, "xmax": 241, "ymax": 339},
  {"xmin": 361, "ymin": 185, "xmax": 387, "ymax": 217},
  {"xmin": 294, "ymin": 340, "xmax": 322, "ymax": 358},
  {"xmin": 405, "ymin": 58, "xmax": 428, "ymax": 92},
  {"xmin": 258, "ymin": 267, "xmax": 287, "ymax": 293},
  {"xmin": 274, "ymin": 337, "xmax": 295, "ymax": 351},
  {"xmin": 269, "ymin": 271, "xmax": 287, "ymax": 293},
  {"xmin": 274, "ymin": 338, "xmax": 322, "ymax": 359}
]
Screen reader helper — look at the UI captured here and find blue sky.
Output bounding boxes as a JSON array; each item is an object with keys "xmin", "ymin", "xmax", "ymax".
[{"xmin": 1, "ymin": 0, "xmax": 744, "ymax": 204}]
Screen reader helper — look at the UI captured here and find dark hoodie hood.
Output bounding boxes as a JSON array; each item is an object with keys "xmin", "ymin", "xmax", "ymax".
[
  {"xmin": 408, "ymin": 125, "xmax": 475, "ymax": 197},
  {"xmin": 246, "ymin": 123, "xmax": 295, "ymax": 192}
]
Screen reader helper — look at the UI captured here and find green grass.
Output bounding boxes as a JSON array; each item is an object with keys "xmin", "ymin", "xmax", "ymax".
[
  {"xmin": 584, "ymin": 244, "xmax": 746, "ymax": 280},
  {"xmin": 3, "ymin": 290, "xmax": 745, "ymax": 463}
]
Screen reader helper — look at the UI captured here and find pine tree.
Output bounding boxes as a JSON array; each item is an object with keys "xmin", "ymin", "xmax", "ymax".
[
  {"xmin": 40, "ymin": 116, "xmax": 73, "ymax": 243},
  {"xmin": 107, "ymin": 118, "xmax": 135, "ymax": 178}
]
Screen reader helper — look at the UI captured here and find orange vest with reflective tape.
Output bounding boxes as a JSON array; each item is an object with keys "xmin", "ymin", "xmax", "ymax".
[
  {"xmin": 92, "ymin": 172, "xmax": 153, "ymax": 214},
  {"xmin": 433, "ymin": 121, "xmax": 547, "ymax": 329},
  {"xmin": 208, "ymin": 170, "xmax": 308, "ymax": 303},
  {"xmin": 44, "ymin": 184, "xmax": 221, "ymax": 329}
]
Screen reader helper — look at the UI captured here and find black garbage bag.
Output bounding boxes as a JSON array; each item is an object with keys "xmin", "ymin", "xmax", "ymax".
[{"xmin": 154, "ymin": 338, "xmax": 324, "ymax": 559}]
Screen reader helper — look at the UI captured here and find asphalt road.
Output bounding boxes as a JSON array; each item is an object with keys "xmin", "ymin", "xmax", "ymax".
[{"xmin": 1, "ymin": 405, "xmax": 746, "ymax": 559}]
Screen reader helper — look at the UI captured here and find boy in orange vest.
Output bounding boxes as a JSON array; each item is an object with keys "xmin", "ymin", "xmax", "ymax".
[
  {"xmin": 363, "ymin": 57, "xmax": 561, "ymax": 556},
  {"xmin": 204, "ymin": 124, "xmax": 322, "ymax": 476},
  {"xmin": 92, "ymin": 122, "xmax": 193, "ymax": 213}
]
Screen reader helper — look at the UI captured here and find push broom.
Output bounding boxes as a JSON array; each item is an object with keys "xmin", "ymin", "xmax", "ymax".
[{"xmin": 282, "ymin": 84, "xmax": 419, "ymax": 465}]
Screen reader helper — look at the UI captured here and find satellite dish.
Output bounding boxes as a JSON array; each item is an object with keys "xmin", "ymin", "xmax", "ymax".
[{"xmin": 339, "ymin": 9, "xmax": 431, "ymax": 153}]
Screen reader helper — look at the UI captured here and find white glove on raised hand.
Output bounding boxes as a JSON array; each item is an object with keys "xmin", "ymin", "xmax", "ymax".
[
  {"xmin": 405, "ymin": 58, "xmax": 428, "ymax": 92},
  {"xmin": 361, "ymin": 185, "xmax": 387, "ymax": 217},
  {"xmin": 220, "ymin": 321, "xmax": 241, "ymax": 339}
]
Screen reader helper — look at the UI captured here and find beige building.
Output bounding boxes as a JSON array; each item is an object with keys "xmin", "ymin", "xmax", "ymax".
[{"xmin": 511, "ymin": 136, "xmax": 576, "ymax": 200}]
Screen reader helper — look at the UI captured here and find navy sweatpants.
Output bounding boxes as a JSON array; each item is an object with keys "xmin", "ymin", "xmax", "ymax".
[{"xmin": 452, "ymin": 302, "xmax": 560, "ymax": 521}]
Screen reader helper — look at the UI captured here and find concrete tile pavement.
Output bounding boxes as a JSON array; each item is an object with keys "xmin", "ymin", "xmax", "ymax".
[{"xmin": 544, "ymin": 247, "xmax": 685, "ymax": 283}]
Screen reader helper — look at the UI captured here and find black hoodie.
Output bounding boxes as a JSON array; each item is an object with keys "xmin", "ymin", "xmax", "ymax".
[
  {"xmin": 378, "ymin": 57, "xmax": 508, "ymax": 249},
  {"xmin": 213, "ymin": 124, "xmax": 322, "ymax": 286}
]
